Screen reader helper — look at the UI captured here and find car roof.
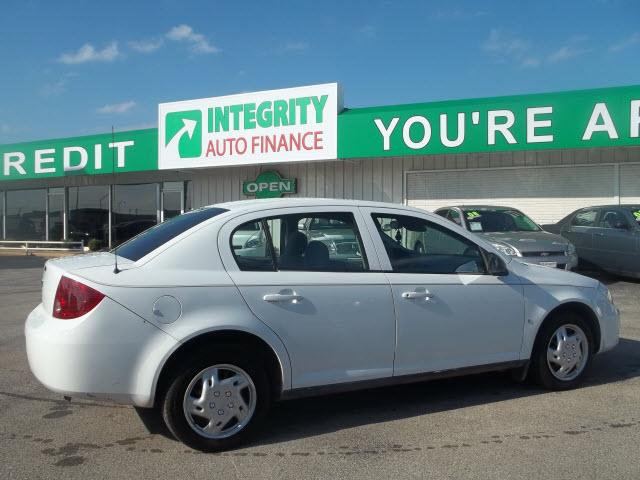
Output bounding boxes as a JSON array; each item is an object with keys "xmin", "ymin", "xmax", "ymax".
[
  {"xmin": 575, "ymin": 204, "xmax": 640, "ymax": 209},
  {"xmin": 212, "ymin": 198, "xmax": 432, "ymax": 215}
]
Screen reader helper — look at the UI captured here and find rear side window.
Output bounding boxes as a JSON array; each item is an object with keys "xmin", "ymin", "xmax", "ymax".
[
  {"xmin": 115, "ymin": 207, "xmax": 227, "ymax": 261},
  {"xmin": 231, "ymin": 212, "xmax": 368, "ymax": 272},
  {"xmin": 571, "ymin": 209, "xmax": 598, "ymax": 227},
  {"xmin": 231, "ymin": 220, "xmax": 274, "ymax": 271}
]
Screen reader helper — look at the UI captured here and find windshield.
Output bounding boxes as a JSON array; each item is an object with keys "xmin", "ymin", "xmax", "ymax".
[
  {"xmin": 623, "ymin": 206, "xmax": 640, "ymax": 225},
  {"xmin": 114, "ymin": 207, "xmax": 228, "ymax": 261},
  {"xmin": 462, "ymin": 209, "xmax": 540, "ymax": 233}
]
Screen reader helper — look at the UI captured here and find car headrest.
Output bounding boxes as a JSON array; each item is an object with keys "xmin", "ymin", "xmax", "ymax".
[
  {"xmin": 283, "ymin": 231, "xmax": 308, "ymax": 256},
  {"xmin": 304, "ymin": 241, "xmax": 329, "ymax": 268}
]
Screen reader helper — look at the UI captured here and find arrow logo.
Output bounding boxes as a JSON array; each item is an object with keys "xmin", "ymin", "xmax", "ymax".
[{"xmin": 164, "ymin": 110, "xmax": 202, "ymax": 159}]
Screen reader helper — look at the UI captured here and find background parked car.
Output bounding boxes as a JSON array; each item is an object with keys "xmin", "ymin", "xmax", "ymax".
[
  {"xmin": 435, "ymin": 206, "xmax": 578, "ymax": 270},
  {"xmin": 543, "ymin": 205, "xmax": 640, "ymax": 278}
]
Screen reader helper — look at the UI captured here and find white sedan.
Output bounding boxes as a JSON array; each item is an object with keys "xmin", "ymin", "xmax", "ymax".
[{"xmin": 25, "ymin": 198, "xmax": 620, "ymax": 451}]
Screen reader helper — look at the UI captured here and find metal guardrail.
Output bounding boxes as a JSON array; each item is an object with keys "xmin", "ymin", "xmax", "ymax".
[{"xmin": 0, "ymin": 240, "xmax": 85, "ymax": 253}]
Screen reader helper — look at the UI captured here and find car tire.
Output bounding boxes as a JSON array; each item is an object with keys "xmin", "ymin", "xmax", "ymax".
[
  {"xmin": 161, "ymin": 346, "xmax": 271, "ymax": 452},
  {"xmin": 530, "ymin": 312, "xmax": 594, "ymax": 390}
]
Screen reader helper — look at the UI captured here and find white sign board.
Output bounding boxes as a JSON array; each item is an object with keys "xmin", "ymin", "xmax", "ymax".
[{"xmin": 158, "ymin": 83, "xmax": 340, "ymax": 170}]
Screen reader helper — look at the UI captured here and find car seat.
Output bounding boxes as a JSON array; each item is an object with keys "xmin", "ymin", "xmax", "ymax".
[
  {"xmin": 304, "ymin": 241, "xmax": 330, "ymax": 269},
  {"xmin": 279, "ymin": 231, "xmax": 307, "ymax": 268}
]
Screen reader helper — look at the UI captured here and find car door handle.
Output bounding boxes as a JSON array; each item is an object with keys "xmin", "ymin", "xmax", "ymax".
[
  {"xmin": 401, "ymin": 291, "xmax": 433, "ymax": 300},
  {"xmin": 594, "ymin": 232, "xmax": 605, "ymax": 236},
  {"xmin": 263, "ymin": 293, "xmax": 303, "ymax": 303}
]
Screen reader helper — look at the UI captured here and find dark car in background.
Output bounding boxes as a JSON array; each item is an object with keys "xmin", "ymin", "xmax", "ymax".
[
  {"xmin": 543, "ymin": 205, "xmax": 640, "ymax": 278},
  {"xmin": 435, "ymin": 206, "xmax": 578, "ymax": 270}
]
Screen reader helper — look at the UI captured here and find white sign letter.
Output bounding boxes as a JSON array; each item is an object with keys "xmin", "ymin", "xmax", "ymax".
[
  {"xmin": 3, "ymin": 152, "xmax": 26, "ymax": 176},
  {"xmin": 374, "ymin": 117, "xmax": 399, "ymax": 151},
  {"xmin": 440, "ymin": 113, "xmax": 465, "ymax": 148},
  {"xmin": 527, "ymin": 106, "xmax": 554, "ymax": 143},
  {"xmin": 582, "ymin": 103, "xmax": 619, "ymax": 140},
  {"xmin": 63, "ymin": 147, "xmax": 88, "ymax": 171},
  {"xmin": 402, "ymin": 116, "xmax": 431, "ymax": 150},
  {"xmin": 488, "ymin": 110, "xmax": 517, "ymax": 145},
  {"xmin": 109, "ymin": 141, "xmax": 134, "ymax": 168},
  {"xmin": 94, "ymin": 144, "xmax": 103, "ymax": 169},
  {"xmin": 631, "ymin": 100, "xmax": 640, "ymax": 138},
  {"xmin": 35, "ymin": 149, "xmax": 56, "ymax": 173}
]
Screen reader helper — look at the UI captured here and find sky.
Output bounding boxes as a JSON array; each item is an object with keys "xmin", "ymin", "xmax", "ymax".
[{"xmin": 0, "ymin": 0, "xmax": 638, "ymax": 144}]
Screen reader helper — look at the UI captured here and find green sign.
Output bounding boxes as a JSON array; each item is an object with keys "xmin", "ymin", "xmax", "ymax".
[
  {"xmin": 165, "ymin": 110, "xmax": 202, "ymax": 159},
  {"xmin": 242, "ymin": 170, "xmax": 297, "ymax": 199},
  {"xmin": 0, "ymin": 128, "xmax": 157, "ymax": 181},
  {"xmin": 338, "ymin": 85, "xmax": 640, "ymax": 158}
]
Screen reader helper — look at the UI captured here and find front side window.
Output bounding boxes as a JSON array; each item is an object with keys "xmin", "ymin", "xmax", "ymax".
[
  {"xmin": 231, "ymin": 212, "xmax": 368, "ymax": 272},
  {"xmin": 571, "ymin": 209, "xmax": 599, "ymax": 227},
  {"xmin": 372, "ymin": 213, "xmax": 486, "ymax": 274},
  {"xmin": 600, "ymin": 210, "xmax": 628, "ymax": 229},
  {"xmin": 462, "ymin": 208, "xmax": 540, "ymax": 233}
]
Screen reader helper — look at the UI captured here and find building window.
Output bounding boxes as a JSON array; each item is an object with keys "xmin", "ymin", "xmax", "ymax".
[
  {"xmin": 112, "ymin": 183, "xmax": 159, "ymax": 246},
  {"xmin": 5, "ymin": 189, "xmax": 47, "ymax": 241},
  {"xmin": 0, "ymin": 191, "xmax": 4, "ymax": 240},
  {"xmin": 48, "ymin": 188, "xmax": 65, "ymax": 241},
  {"xmin": 68, "ymin": 186, "xmax": 110, "ymax": 248}
]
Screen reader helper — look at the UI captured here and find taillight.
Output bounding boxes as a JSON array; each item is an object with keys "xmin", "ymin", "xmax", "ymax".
[{"xmin": 53, "ymin": 276, "xmax": 105, "ymax": 319}]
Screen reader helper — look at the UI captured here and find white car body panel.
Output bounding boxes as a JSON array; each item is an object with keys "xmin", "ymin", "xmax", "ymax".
[
  {"xmin": 25, "ymin": 198, "xmax": 620, "ymax": 408},
  {"xmin": 218, "ymin": 206, "xmax": 395, "ymax": 388},
  {"xmin": 26, "ymin": 297, "xmax": 177, "ymax": 406}
]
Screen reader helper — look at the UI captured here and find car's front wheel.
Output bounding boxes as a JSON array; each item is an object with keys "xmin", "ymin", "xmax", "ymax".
[
  {"xmin": 161, "ymin": 348, "xmax": 270, "ymax": 451},
  {"xmin": 530, "ymin": 313, "xmax": 594, "ymax": 390}
]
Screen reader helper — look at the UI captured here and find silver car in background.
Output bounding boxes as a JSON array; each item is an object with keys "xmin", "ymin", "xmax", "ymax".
[
  {"xmin": 543, "ymin": 205, "xmax": 640, "ymax": 278},
  {"xmin": 435, "ymin": 206, "xmax": 578, "ymax": 270}
]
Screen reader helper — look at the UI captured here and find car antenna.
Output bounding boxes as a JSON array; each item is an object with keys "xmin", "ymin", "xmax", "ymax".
[{"xmin": 111, "ymin": 125, "xmax": 120, "ymax": 274}]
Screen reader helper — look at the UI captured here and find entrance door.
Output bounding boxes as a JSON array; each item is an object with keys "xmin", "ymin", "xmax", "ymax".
[
  {"xmin": 219, "ymin": 206, "xmax": 396, "ymax": 389},
  {"xmin": 160, "ymin": 190, "xmax": 184, "ymax": 222},
  {"xmin": 362, "ymin": 207, "xmax": 525, "ymax": 376}
]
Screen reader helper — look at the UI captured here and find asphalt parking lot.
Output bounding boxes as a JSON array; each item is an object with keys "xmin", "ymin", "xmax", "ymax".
[{"xmin": 0, "ymin": 255, "xmax": 638, "ymax": 480}]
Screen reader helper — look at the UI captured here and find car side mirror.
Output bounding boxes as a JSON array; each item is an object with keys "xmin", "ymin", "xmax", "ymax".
[{"xmin": 485, "ymin": 251, "xmax": 508, "ymax": 276}]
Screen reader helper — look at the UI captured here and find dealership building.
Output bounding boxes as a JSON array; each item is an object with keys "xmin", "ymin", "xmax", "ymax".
[{"xmin": 1, "ymin": 83, "xmax": 639, "ymax": 249}]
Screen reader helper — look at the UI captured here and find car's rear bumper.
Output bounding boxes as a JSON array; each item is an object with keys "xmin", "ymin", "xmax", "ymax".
[{"xmin": 25, "ymin": 299, "xmax": 178, "ymax": 407}]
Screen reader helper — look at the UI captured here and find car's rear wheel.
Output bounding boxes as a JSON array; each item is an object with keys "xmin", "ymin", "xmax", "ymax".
[
  {"xmin": 530, "ymin": 313, "xmax": 593, "ymax": 390},
  {"xmin": 161, "ymin": 348, "xmax": 270, "ymax": 451}
]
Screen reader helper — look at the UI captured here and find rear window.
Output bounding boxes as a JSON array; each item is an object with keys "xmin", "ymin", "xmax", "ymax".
[{"xmin": 114, "ymin": 207, "xmax": 227, "ymax": 261}]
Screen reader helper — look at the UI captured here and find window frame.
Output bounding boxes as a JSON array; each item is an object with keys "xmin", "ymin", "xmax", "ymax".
[{"xmin": 370, "ymin": 211, "xmax": 490, "ymax": 275}]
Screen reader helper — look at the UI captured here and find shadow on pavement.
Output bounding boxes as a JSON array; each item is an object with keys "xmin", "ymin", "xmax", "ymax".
[
  {"xmin": 253, "ymin": 337, "xmax": 640, "ymax": 446},
  {"xmin": 576, "ymin": 268, "xmax": 640, "ymax": 286}
]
